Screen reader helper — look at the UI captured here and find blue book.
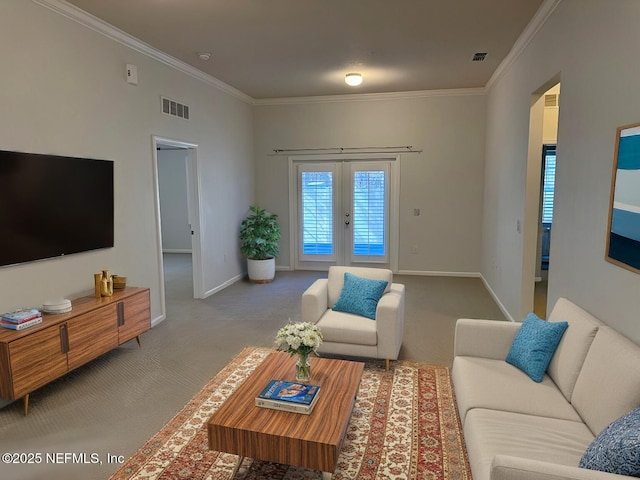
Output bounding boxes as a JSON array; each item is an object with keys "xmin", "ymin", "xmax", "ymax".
[{"xmin": 257, "ymin": 380, "xmax": 320, "ymax": 406}]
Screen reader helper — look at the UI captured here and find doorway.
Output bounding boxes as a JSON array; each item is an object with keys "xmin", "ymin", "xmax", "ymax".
[
  {"xmin": 289, "ymin": 155, "xmax": 399, "ymax": 271},
  {"xmin": 152, "ymin": 136, "xmax": 203, "ymax": 319},
  {"xmin": 527, "ymin": 83, "xmax": 560, "ymax": 318}
]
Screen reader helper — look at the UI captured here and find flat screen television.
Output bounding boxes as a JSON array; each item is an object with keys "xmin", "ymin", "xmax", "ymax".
[{"xmin": 0, "ymin": 149, "xmax": 114, "ymax": 267}]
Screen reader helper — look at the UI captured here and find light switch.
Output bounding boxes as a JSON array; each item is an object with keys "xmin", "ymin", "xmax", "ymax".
[{"xmin": 126, "ymin": 64, "xmax": 138, "ymax": 85}]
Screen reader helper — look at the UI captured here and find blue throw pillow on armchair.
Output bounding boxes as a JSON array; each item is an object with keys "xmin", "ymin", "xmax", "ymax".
[
  {"xmin": 505, "ymin": 313, "xmax": 568, "ymax": 382},
  {"xmin": 579, "ymin": 407, "xmax": 640, "ymax": 477},
  {"xmin": 332, "ymin": 272, "xmax": 388, "ymax": 320}
]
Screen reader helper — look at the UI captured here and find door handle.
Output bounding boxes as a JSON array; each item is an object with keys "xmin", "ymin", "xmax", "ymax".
[
  {"xmin": 117, "ymin": 301, "xmax": 125, "ymax": 326},
  {"xmin": 60, "ymin": 324, "xmax": 69, "ymax": 354}
]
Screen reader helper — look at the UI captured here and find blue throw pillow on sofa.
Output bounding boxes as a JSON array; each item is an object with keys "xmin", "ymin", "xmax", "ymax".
[
  {"xmin": 579, "ymin": 407, "xmax": 640, "ymax": 477},
  {"xmin": 505, "ymin": 313, "xmax": 568, "ymax": 382},
  {"xmin": 332, "ymin": 272, "xmax": 388, "ymax": 320}
]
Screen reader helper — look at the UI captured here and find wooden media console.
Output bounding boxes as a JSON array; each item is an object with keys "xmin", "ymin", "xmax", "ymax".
[{"xmin": 0, "ymin": 287, "xmax": 151, "ymax": 415}]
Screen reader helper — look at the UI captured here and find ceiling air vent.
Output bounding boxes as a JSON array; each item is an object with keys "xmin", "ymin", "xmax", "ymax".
[
  {"xmin": 472, "ymin": 52, "xmax": 488, "ymax": 62},
  {"xmin": 161, "ymin": 96, "xmax": 190, "ymax": 120},
  {"xmin": 544, "ymin": 94, "xmax": 559, "ymax": 107}
]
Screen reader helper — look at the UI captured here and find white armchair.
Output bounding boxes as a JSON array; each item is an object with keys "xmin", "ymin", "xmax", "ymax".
[{"xmin": 302, "ymin": 266, "xmax": 405, "ymax": 369}]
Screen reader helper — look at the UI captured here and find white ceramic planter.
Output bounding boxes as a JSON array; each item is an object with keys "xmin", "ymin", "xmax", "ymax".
[{"xmin": 247, "ymin": 258, "xmax": 276, "ymax": 283}]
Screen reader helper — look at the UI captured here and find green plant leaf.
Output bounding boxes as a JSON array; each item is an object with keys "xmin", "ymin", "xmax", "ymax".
[{"xmin": 239, "ymin": 205, "xmax": 281, "ymax": 260}]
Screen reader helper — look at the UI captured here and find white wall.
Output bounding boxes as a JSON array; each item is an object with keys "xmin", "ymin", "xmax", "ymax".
[
  {"xmin": 158, "ymin": 149, "xmax": 192, "ymax": 252},
  {"xmin": 254, "ymin": 93, "xmax": 487, "ymax": 274},
  {"xmin": 0, "ymin": 0, "xmax": 253, "ymax": 321},
  {"xmin": 483, "ymin": 0, "xmax": 640, "ymax": 342}
]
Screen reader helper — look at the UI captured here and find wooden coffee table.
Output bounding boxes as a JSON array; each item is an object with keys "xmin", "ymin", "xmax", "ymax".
[{"xmin": 207, "ymin": 351, "xmax": 364, "ymax": 479}]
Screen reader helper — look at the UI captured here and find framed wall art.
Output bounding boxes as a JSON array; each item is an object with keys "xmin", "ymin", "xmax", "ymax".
[{"xmin": 606, "ymin": 122, "xmax": 640, "ymax": 273}]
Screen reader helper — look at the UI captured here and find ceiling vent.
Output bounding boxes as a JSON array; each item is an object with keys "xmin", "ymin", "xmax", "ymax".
[
  {"xmin": 472, "ymin": 52, "xmax": 488, "ymax": 62},
  {"xmin": 544, "ymin": 94, "xmax": 559, "ymax": 107},
  {"xmin": 161, "ymin": 96, "xmax": 190, "ymax": 120}
]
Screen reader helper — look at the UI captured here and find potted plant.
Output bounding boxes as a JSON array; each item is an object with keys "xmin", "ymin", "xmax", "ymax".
[{"xmin": 239, "ymin": 205, "xmax": 281, "ymax": 282}]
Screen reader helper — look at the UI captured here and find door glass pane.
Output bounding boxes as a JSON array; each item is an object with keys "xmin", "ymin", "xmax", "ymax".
[
  {"xmin": 301, "ymin": 171, "xmax": 333, "ymax": 255},
  {"xmin": 353, "ymin": 170, "xmax": 386, "ymax": 256}
]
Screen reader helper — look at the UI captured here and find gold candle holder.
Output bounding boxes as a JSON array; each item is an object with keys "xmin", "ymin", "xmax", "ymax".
[
  {"xmin": 94, "ymin": 273, "xmax": 103, "ymax": 298},
  {"xmin": 94, "ymin": 269, "xmax": 114, "ymax": 297}
]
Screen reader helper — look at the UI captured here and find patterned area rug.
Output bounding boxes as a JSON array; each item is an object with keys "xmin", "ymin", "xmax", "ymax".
[{"xmin": 109, "ymin": 347, "xmax": 471, "ymax": 480}]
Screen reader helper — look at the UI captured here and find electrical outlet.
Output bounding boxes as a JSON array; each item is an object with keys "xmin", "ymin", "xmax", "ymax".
[
  {"xmin": 411, "ymin": 245, "xmax": 418, "ymax": 254},
  {"xmin": 413, "ymin": 208, "xmax": 420, "ymax": 216}
]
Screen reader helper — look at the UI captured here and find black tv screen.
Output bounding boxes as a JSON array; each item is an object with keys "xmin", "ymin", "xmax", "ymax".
[{"xmin": 0, "ymin": 150, "xmax": 114, "ymax": 267}]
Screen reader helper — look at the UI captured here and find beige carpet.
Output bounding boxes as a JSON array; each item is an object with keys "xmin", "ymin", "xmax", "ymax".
[
  {"xmin": 0, "ymin": 259, "xmax": 504, "ymax": 480},
  {"xmin": 109, "ymin": 346, "xmax": 471, "ymax": 480}
]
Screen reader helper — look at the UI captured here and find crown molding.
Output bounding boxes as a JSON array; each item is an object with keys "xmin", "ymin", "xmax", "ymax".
[
  {"xmin": 486, "ymin": 0, "xmax": 562, "ymax": 91},
  {"xmin": 33, "ymin": 0, "xmax": 558, "ymax": 107},
  {"xmin": 253, "ymin": 87, "xmax": 486, "ymax": 106},
  {"xmin": 32, "ymin": 0, "xmax": 254, "ymax": 105}
]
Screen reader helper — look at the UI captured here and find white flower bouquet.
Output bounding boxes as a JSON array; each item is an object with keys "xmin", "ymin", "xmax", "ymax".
[{"xmin": 275, "ymin": 321, "xmax": 323, "ymax": 356}]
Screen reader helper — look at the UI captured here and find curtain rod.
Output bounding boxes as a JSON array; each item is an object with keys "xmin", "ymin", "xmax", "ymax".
[{"xmin": 270, "ymin": 145, "xmax": 421, "ymax": 155}]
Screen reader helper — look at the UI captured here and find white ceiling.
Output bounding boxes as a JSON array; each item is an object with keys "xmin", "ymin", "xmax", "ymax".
[{"xmin": 64, "ymin": 0, "xmax": 544, "ymax": 100}]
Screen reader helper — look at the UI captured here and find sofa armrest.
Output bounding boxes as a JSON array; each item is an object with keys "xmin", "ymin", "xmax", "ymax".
[
  {"xmin": 491, "ymin": 455, "xmax": 634, "ymax": 480},
  {"xmin": 375, "ymin": 283, "xmax": 405, "ymax": 361},
  {"xmin": 301, "ymin": 278, "xmax": 329, "ymax": 324},
  {"xmin": 454, "ymin": 319, "xmax": 520, "ymax": 360}
]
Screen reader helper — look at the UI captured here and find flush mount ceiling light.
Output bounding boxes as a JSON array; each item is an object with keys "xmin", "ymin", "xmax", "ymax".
[
  {"xmin": 345, "ymin": 73, "xmax": 363, "ymax": 86},
  {"xmin": 197, "ymin": 52, "xmax": 211, "ymax": 61}
]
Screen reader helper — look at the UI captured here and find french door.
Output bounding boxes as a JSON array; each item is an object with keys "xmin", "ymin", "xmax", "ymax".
[{"xmin": 292, "ymin": 159, "xmax": 396, "ymax": 270}]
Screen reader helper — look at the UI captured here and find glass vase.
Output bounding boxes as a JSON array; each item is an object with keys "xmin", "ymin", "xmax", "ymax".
[{"xmin": 295, "ymin": 351, "xmax": 311, "ymax": 382}]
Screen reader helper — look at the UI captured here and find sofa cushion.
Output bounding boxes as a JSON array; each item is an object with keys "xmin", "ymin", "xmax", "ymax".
[
  {"xmin": 332, "ymin": 272, "xmax": 388, "ymax": 320},
  {"xmin": 464, "ymin": 408, "xmax": 594, "ymax": 480},
  {"xmin": 579, "ymin": 407, "xmax": 640, "ymax": 476},
  {"xmin": 316, "ymin": 310, "xmax": 377, "ymax": 346},
  {"xmin": 327, "ymin": 266, "xmax": 392, "ymax": 306},
  {"xmin": 572, "ymin": 325, "xmax": 640, "ymax": 436},
  {"xmin": 546, "ymin": 297, "xmax": 601, "ymax": 401},
  {"xmin": 505, "ymin": 313, "xmax": 568, "ymax": 382},
  {"xmin": 452, "ymin": 356, "xmax": 582, "ymax": 424}
]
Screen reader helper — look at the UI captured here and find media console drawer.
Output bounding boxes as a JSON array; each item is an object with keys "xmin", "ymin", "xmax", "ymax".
[{"xmin": 0, "ymin": 287, "xmax": 151, "ymax": 415}]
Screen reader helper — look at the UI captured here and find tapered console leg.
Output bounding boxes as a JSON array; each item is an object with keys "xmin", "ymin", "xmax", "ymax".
[
  {"xmin": 23, "ymin": 394, "xmax": 29, "ymax": 416},
  {"xmin": 135, "ymin": 335, "xmax": 141, "ymax": 347}
]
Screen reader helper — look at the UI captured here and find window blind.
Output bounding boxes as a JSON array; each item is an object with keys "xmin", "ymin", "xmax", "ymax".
[
  {"xmin": 541, "ymin": 146, "xmax": 556, "ymax": 224},
  {"xmin": 353, "ymin": 171, "xmax": 386, "ymax": 256},
  {"xmin": 301, "ymin": 171, "xmax": 333, "ymax": 255}
]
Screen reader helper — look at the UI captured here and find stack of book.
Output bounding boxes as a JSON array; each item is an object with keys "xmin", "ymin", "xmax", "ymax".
[
  {"xmin": 1, "ymin": 308, "xmax": 43, "ymax": 330},
  {"xmin": 255, "ymin": 379, "xmax": 321, "ymax": 414}
]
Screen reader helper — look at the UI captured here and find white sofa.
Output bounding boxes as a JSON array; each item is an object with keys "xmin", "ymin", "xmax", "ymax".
[
  {"xmin": 452, "ymin": 297, "xmax": 640, "ymax": 480},
  {"xmin": 301, "ymin": 266, "xmax": 405, "ymax": 369}
]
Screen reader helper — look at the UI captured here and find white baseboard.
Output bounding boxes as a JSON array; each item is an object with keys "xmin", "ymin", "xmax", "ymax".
[
  {"xmin": 479, "ymin": 274, "xmax": 515, "ymax": 322},
  {"xmin": 151, "ymin": 313, "xmax": 165, "ymax": 328},
  {"xmin": 203, "ymin": 274, "xmax": 243, "ymax": 298},
  {"xmin": 396, "ymin": 270, "xmax": 481, "ymax": 278},
  {"xmin": 162, "ymin": 249, "xmax": 192, "ymax": 254}
]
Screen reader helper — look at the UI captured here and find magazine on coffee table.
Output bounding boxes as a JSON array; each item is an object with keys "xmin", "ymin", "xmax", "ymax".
[{"xmin": 255, "ymin": 380, "xmax": 320, "ymax": 414}]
